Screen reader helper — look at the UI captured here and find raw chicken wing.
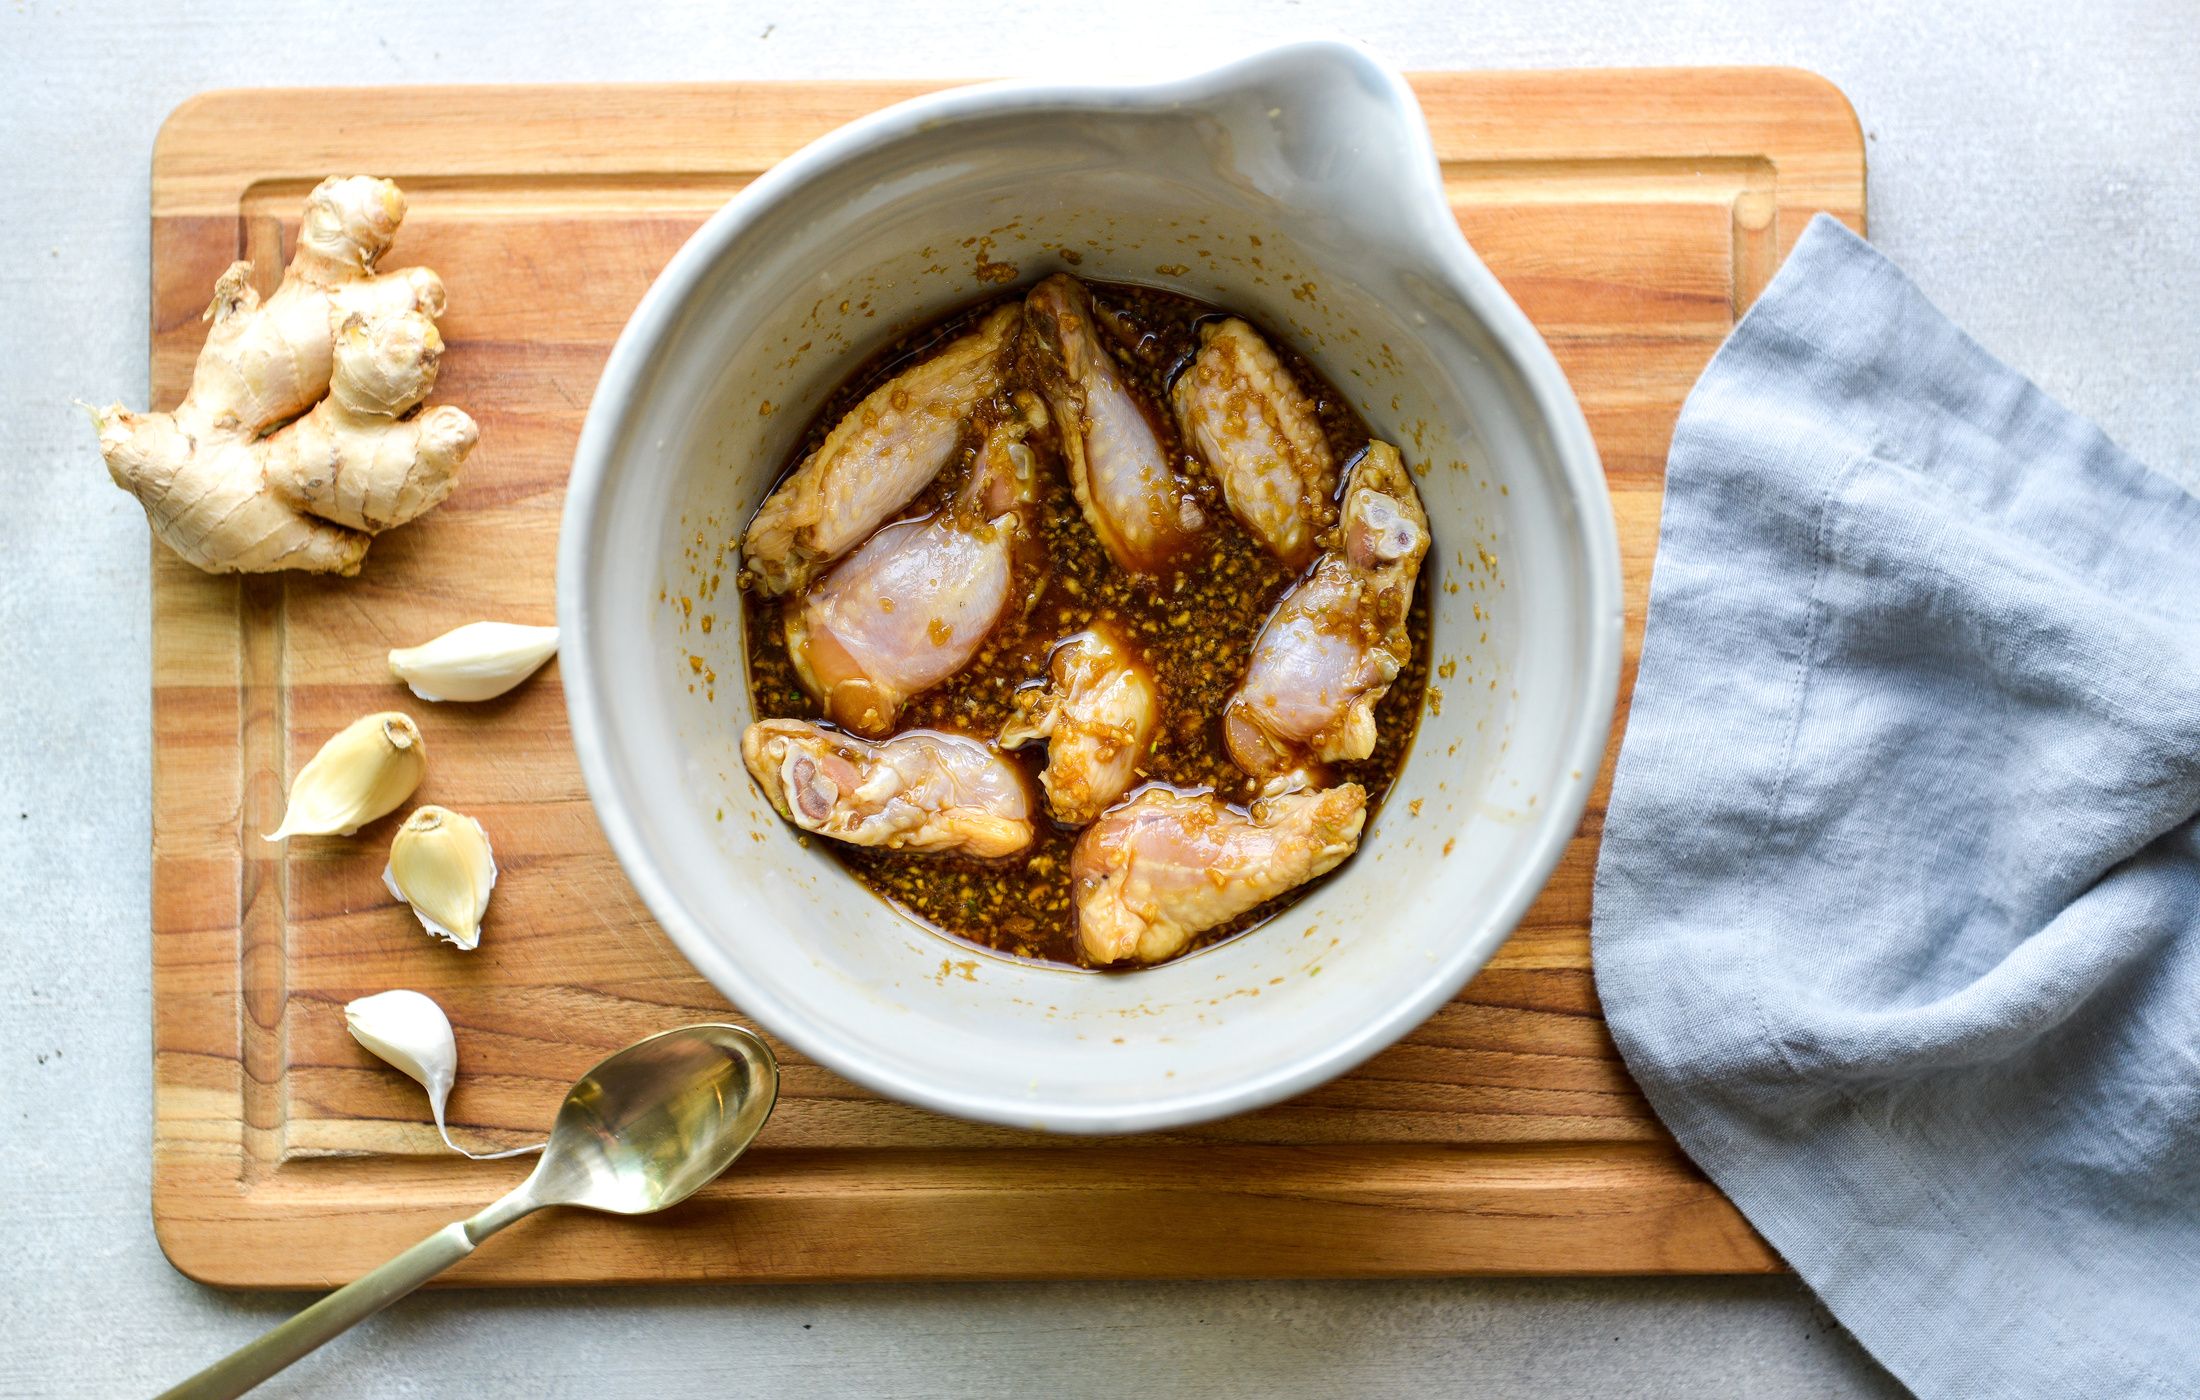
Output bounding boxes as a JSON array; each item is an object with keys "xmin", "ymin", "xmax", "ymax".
[
  {"xmin": 742, "ymin": 304, "xmax": 1019, "ymax": 596},
  {"xmin": 1023, "ymin": 274, "xmax": 1203, "ymax": 573},
  {"xmin": 784, "ymin": 406, "xmax": 1043, "ymax": 736},
  {"xmin": 1223, "ymin": 442, "xmax": 1430, "ymax": 779},
  {"xmin": 998, "ymin": 622, "xmax": 1159, "ymax": 826},
  {"xmin": 1070, "ymin": 778, "xmax": 1367, "ymax": 965},
  {"xmin": 1169, "ymin": 318, "xmax": 1336, "ymax": 568},
  {"xmin": 742, "ymin": 718, "xmax": 1034, "ymax": 858}
]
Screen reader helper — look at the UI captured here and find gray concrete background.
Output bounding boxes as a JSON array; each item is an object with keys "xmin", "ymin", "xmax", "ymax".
[{"xmin": 3, "ymin": 1, "xmax": 2194, "ymax": 1395}]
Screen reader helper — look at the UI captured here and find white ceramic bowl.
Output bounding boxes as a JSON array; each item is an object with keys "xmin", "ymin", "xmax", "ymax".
[{"xmin": 560, "ymin": 39, "xmax": 1622, "ymax": 1133}]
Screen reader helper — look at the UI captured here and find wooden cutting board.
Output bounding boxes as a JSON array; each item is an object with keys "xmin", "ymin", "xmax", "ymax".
[{"xmin": 150, "ymin": 71, "xmax": 1863, "ymax": 1288}]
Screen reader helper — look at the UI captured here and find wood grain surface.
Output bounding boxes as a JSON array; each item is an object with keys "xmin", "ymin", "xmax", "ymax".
[{"xmin": 149, "ymin": 71, "xmax": 1863, "ymax": 1288}]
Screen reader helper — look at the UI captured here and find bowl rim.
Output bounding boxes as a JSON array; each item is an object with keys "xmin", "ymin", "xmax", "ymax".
[{"xmin": 558, "ymin": 37, "xmax": 1625, "ymax": 1133}]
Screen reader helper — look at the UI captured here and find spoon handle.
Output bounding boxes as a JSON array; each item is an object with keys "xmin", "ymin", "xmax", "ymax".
[{"xmin": 158, "ymin": 1220, "xmax": 483, "ymax": 1399}]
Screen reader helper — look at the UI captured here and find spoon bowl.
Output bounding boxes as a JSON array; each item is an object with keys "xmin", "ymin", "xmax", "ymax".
[
  {"xmin": 524, "ymin": 1023, "xmax": 779, "ymax": 1216},
  {"xmin": 162, "ymin": 1023, "xmax": 779, "ymax": 1399}
]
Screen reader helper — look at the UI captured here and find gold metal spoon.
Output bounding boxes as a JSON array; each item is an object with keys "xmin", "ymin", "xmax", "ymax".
[{"xmin": 160, "ymin": 1023, "xmax": 779, "ymax": 1399}]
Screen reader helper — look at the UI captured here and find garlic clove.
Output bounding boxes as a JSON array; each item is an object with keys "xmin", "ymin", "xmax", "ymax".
[
  {"xmin": 345, "ymin": 989, "xmax": 457, "ymax": 1103},
  {"xmin": 388, "ymin": 621, "xmax": 559, "ymax": 703},
  {"xmin": 344, "ymin": 989, "xmax": 542, "ymax": 1161},
  {"xmin": 267, "ymin": 712, "xmax": 426, "ymax": 840},
  {"xmin": 382, "ymin": 804, "xmax": 497, "ymax": 950}
]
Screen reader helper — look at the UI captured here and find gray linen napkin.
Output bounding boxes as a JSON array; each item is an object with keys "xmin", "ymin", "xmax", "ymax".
[{"xmin": 1593, "ymin": 214, "xmax": 2200, "ymax": 1398}]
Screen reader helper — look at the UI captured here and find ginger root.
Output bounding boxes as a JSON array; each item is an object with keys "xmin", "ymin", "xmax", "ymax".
[{"xmin": 91, "ymin": 176, "xmax": 478, "ymax": 574}]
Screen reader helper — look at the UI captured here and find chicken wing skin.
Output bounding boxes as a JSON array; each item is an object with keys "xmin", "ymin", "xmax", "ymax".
[
  {"xmin": 742, "ymin": 718, "xmax": 1034, "ymax": 858},
  {"xmin": 1223, "ymin": 441, "xmax": 1430, "ymax": 779},
  {"xmin": 998, "ymin": 622, "xmax": 1159, "ymax": 827},
  {"xmin": 1069, "ymin": 778, "xmax": 1368, "ymax": 965},
  {"xmin": 742, "ymin": 304, "xmax": 1019, "ymax": 596},
  {"xmin": 784, "ymin": 408, "xmax": 1043, "ymax": 736},
  {"xmin": 1023, "ymin": 274, "xmax": 1204, "ymax": 574},
  {"xmin": 1169, "ymin": 318, "xmax": 1336, "ymax": 568}
]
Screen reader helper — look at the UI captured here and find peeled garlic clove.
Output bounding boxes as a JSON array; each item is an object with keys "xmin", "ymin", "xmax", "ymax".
[
  {"xmin": 344, "ymin": 989, "xmax": 541, "ymax": 1161},
  {"xmin": 389, "ymin": 621, "xmax": 559, "ymax": 702},
  {"xmin": 267, "ymin": 712, "xmax": 426, "ymax": 840},
  {"xmin": 383, "ymin": 805, "xmax": 497, "ymax": 950},
  {"xmin": 345, "ymin": 989, "xmax": 458, "ymax": 1103}
]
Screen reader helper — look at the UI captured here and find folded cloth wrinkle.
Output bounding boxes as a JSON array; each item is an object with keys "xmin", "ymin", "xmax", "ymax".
[{"xmin": 1594, "ymin": 214, "xmax": 2200, "ymax": 1399}]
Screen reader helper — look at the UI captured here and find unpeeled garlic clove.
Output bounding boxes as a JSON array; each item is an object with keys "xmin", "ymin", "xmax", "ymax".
[
  {"xmin": 267, "ymin": 712, "xmax": 426, "ymax": 839},
  {"xmin": 344, "ymin": 989, "xmax": 541, "ymax": 1161},
  {"xmin": 389, "ymin": 621, "xmax": 559, "ymax": 702},
  {"xmin": 382, "ymin": 805, "xmax": 497, "ymax": 950}
]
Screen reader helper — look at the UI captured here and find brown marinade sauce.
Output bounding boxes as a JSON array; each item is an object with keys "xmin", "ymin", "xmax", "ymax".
[{"xmin": 740, "ymin": 280, "xmax": 1432, "ymax": 969}]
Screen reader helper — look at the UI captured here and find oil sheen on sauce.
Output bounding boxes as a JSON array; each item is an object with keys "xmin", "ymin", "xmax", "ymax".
[{"xmin": 741, "ymin": 280, "xmax": 1432, "ymax": 969}]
